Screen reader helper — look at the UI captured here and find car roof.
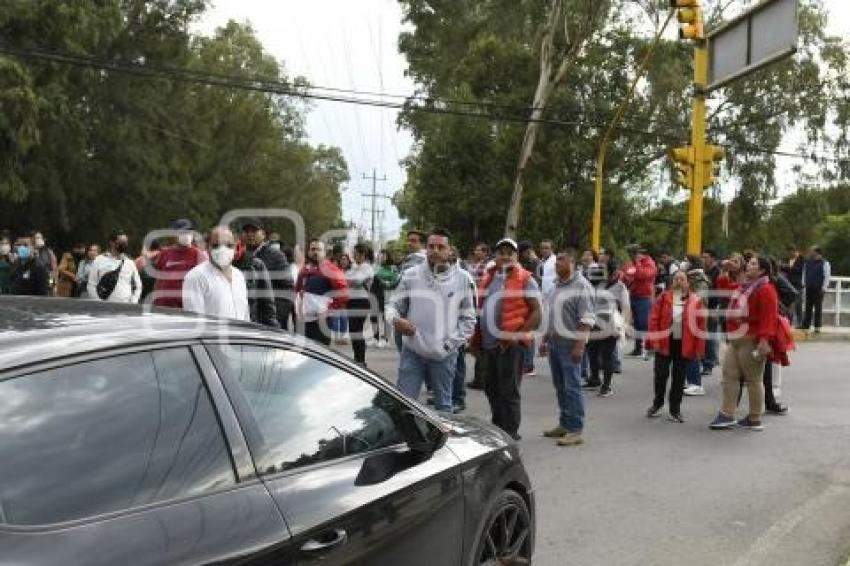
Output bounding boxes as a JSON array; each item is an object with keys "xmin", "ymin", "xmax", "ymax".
[{"xmin": 0, "ymin": 296, "xmax": 322, "ymax": 373}]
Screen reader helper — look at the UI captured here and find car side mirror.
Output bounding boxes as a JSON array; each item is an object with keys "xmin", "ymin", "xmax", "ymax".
[{"xmin": 399, "ymin": 410, "xmax": 447, "ymax": 455}]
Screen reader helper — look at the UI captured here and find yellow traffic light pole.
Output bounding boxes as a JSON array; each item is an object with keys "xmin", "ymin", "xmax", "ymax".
[
  {"xmin": 591, "ymin": 12, "xmax": 674, "ymax": 252},
  {"xmin": 688, "ymin": 28, "xmax": 709, "ymax": 256}
]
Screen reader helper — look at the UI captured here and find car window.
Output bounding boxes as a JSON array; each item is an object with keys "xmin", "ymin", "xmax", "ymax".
[
  {"xmin": 209, "ymin": 345, "xmax": 406, "ymax": 475},
  {"xmin": 0, "ymin": 348, "xmax": 235, "ymax": 526}
]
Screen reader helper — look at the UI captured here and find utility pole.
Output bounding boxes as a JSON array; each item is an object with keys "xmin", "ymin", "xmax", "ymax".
[
  {"xmin": 361, "ymin": 168, "xmax": 390, "ymax": 245},
  {"xmin": 670, "ymin": 0, "xmax": 724, "ymax": 256}
]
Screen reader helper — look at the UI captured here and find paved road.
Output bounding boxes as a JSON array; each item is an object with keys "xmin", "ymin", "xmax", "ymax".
[{"xmin": 347, "ymin": 341, "xmax": 850, "ymax": 566}]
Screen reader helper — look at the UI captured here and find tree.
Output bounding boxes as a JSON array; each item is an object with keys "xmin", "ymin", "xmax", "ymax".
[
  {"xmin": 395, "ymin": 0, "xmax": 850, "ymax": 253},
  {"xmin": 814, "ymin": 212, "xmax": 850, "ymax": 276},
  {"xmin": 0, "ymin": 1, "xmax": 347, "ymax": 250}
]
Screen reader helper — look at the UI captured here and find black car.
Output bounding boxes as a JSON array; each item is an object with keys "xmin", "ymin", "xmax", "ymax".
[{"xmin": 0, "ymin": 297, "xmax": 534, "ymax": 565}]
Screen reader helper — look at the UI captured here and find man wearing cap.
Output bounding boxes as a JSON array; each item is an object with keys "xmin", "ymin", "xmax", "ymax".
[
  {"xmin": 620, "ymin": 244, "xmax": 657, "ymax": 357},
  {"xmin": 151, "ymin": 219, "xmax": 207, "ymax": 309},
  {"xmin": 469, "ymin": 238, "xmax": 541, "ymax": 440},
  {"xmin": 240, "ymin": 217, "xmax": 294, "ymax": 329}
]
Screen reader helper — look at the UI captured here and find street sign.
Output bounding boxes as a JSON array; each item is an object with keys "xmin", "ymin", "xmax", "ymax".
[{"xmin": 706, "ymin": 0, "xmax": 798, "ymax": 92}]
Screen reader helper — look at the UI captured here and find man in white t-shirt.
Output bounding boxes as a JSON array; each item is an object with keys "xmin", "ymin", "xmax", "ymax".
[
  {"xmin": 182, "ymin": 226, "xmax": 249, "ymax": 321},
  {"xmin": 87, "ymin": 230, "xmax": 142, "ymax": 303}
]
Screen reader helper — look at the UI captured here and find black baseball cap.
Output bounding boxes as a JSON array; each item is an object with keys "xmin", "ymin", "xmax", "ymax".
[
  {"xmin": 240, "ymin": 217, "xmax": 264, "ymax": 230},
  {"xmin": 172, "ymin": 218, "xmax": 193, "ymax": 231}
]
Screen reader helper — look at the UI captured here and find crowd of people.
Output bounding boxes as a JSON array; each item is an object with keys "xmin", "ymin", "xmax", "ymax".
[{"xmin": 0, "ymin": 220, "xmax": 834, "ymax": 445}]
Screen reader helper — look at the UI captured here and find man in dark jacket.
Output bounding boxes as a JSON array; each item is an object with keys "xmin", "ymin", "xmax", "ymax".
[
  {"xmin": 240, "ymin": 218, "xmax": 293, "ymax": 329},
  {"xmin": 10, "ymin": 234, "xmax": 50, "ymax": 296},
  {"xmin": 800, "ymin": 246, "xmax": 831, "ymax": 332},
  {"xmin": 233, "ymin": 227, "xmax": 279, "ymax": 328}
]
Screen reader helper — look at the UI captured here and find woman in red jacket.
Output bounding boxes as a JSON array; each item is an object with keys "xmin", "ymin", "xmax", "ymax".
[
  {"xmin": 710, "ymin": 256, "xmax": 779, "ymax": 431},
  {"xmin": 646, "ymin": 271, "xmax": 706, "ymax": 422}
]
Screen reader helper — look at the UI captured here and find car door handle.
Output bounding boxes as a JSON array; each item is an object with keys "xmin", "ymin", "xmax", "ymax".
[{"xmin": 300, "ymin": 528, "xmax": 348, "ymax": 554}]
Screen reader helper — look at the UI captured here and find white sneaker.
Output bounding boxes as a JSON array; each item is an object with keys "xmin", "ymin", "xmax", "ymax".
[
  {"xmin": 641, "ymin": 351, "xmax": 651, "ymax": 361},
  {"xmin": 683, "ymin": 385, "xmax": 706, "ymax": 396}
]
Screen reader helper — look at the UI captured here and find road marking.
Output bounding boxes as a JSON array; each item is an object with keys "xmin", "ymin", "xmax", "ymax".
[{"xmin": 732, "ymin": 483, "xmax": 850, "ymax": 566}]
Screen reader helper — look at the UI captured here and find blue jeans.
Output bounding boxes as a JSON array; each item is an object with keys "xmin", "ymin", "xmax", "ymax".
[
  {"xmin": 453, "ymin": 347, "xmax": 467, "ymax": 405},
  {"xmin": 398, "ymin": 347, "xmax": 457, "ymax": 414},
  {"xmin": 547, "ymin": 339, "xmax": 585, "ymax": 433},
  {"xmin": 630, "ymin": 296, "xmax": 652, "ymax": 353},
  {"xmin": 330, "ymin": 313, "xmax": 348, "ymax": 334},
  {"xmin": 686, "ymin": 358, "xmax": 701, "ymax": 386}
]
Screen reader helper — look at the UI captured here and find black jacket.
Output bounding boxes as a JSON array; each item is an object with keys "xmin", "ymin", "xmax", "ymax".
[
  {"xmin": 11, "ymin": 259, "xmax": 50, "ymax": 296},
  {"xmin": 234, "ymin": 254, "xmax": 280, "ymax": 328}
]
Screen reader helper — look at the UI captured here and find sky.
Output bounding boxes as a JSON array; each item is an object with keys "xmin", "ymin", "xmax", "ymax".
[{"xmin": 196, "ymin": 0, "xmax": 850, "ymax": 242}]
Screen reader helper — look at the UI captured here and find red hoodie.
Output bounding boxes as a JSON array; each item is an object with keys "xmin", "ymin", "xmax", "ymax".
[
  {"xmin": 621, "ymin": 256, "xmax": 657, "ymax": 299},
  {"xmin": 152, "ymin": 246, "xmax": 207, "ymax": 308},
  {"xmin": 725, "ymin": 278, "xmax": 778, "ymax": 343},
  {"xmin": 646, "ymin": 290, "xmax": 706, "ymax": 359}
]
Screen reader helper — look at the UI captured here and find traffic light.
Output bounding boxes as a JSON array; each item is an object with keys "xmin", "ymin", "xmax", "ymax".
[
  {"xmin": 701, "ymin": 144, "xmax": 726, "ymax": 188},
  {"xmin": 670, "ymin": 0, "xmax": 704, "ymax": 40},
  {"xmin": 671, "ymin": 145, "xmax": 694, "ymax": 189}
]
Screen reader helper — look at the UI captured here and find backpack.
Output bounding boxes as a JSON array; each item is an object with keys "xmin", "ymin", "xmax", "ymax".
[{"xmin": 96, "ymin": 259, "xmax": 124, "ymax": 300}]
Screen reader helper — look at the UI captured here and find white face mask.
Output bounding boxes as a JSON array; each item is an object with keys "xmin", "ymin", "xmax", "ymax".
[
  {"xmin": 210, "ymin": 245, "xmax": 235, "ymax": 267},
  {"xmin": 269, "ymin": 242, "xmax": 281, "ymax": 251},
  {"xmin": 0, "ymin": 244, "xmax": 10, "ymax": 256},
  {"xmin": 177, "ymin": 233, "xmax": 193, "ymax": 246}
]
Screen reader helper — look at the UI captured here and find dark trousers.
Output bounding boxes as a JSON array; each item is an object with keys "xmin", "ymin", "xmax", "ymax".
[
  {"xmin": 304, "ymin": 320, "xmax": 331, "ymax": 346},
  {"xmin": 347, "ymin": 298, "xmax": 371, "ymax": 364},
  {"xmin": 793, "ymin": 291, "xmax": 804, "ymax": 327},
  {"xmin": 482, "ymin": 345, "xmax": 522, "ymax": 437},
  {"xmin": 763, "ymin": 362, "xmax": 778, "ymax": 409},
  {"xmin": 653, "ymin": 339, "xmax": 687, "ymax": 414},
  {"xmin": 469, "ymin": 351, "xmax": 485, "ymax": 387},
  {"xmin": 587, "ymin": 336, "xmax": 617, "ymax": 388},
  {"xmin": 276, "ymin": 298, "xmax": 295, "ymax": 331},
  {"xmin": 802, "ymin": 287, "xmax": 824, "ymax": 329},
  {"xmin": 452, "ymin": 347, "xmax": 467, "ymax": 406}
]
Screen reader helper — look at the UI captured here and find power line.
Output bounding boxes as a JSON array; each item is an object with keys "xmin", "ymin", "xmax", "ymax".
[{"xmin": 1, "ymin": 43, "xmax": 846, "ymax": 164}]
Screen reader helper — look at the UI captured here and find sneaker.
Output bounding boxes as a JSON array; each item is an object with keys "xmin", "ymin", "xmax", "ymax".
[
  {"xmin": 667, "ymin": 412, "xmax": 685, "ymax": 423},
  {"xmin": 700, "ymin": 367, "xmax": 713, "ymax": 376},
  {"xmin": 598, "ymin": 386, "xmax": 613, "ymax": 397},
  {"xmin": 582, "ymin": 380, "xmax": 602, "ymax": 390},
  {"xmin": 737, "ymin": 416, "xmax": 764, "ymax": 431},
  {"xmin": 683, "ymin": 385, "xmax": 706, "ymax": 396},
  {"xmin": 452, "ymin": 403, "xmax": 466, "ymax": 414},
  {"xmin": 542, "ymin": 425, "xmax": 568, "ymax": 438},
  {"xmin": 377, "ymin": 339, "xmax": 387, "ymax": 349},
  {"xmin": 709, "ymin": 412, "xmax": 736, "ymax": 429},
  {"xmin": 467, "ymin": 382, "xmax": 484, "ymax": 390},
  {"xmin": 556, "ymin": 432, "xmax": 585, "ymax": 446},
  {"xmin": 426, "ymin": 397, "xmax": 435, "ymax": 406},
  {"xmin": 641, "ymin": 351, "xmax": 651, "ymax": 361},
  {"xmin": 628, "ymin": 349, "xmax": 642, "ymax": 357},
  {"xmin": 646, "ymin": 405, "xmax": 662, "ymax": 418},
  {"xmin": 523, "ymin": 369, "xmax": 537, "ymax": 377},
  {"xmin": 509, "ymin": 433, "xmax": 522, "ymax": 441},
  {"xmin": 613, "ymin": 367, "xmax": 622, "ymax": 374}
]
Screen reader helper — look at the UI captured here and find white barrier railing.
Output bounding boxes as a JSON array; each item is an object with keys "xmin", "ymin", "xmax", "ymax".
[{"xmin": 821, "ymin": 276, "xmax": 850, "ymax": 328}]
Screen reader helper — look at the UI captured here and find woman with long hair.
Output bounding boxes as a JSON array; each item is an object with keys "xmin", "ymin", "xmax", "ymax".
[
  {"xmin": 710, "ymin": 256, "xmax": 779, "ymax": 431},
  {"xmin": 346, "ymin": 244, "xmax": 374, "ymax": 366}
]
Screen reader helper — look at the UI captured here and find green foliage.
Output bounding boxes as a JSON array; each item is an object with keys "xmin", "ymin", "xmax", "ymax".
[
  {"xmin": 396, "ymin": 0, "xmax": 850, "ymax": 253},
  {"xmin": 814, "ymin": 212, "xmax": 850, "ymax": 275},
  {"xmin": 0, "ymin": 0, "xmax": 347, "ymax": 250}
]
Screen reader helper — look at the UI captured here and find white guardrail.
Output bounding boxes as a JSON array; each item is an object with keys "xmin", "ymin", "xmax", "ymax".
[{"xmin": 821, "ymin": 276, "xmax": 850, "ymax": 328}]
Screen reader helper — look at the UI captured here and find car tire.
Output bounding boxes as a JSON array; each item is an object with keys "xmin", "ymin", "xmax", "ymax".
[{"xmin": 469, "ymin": 488, "xmax": 533, "ymax": 566}]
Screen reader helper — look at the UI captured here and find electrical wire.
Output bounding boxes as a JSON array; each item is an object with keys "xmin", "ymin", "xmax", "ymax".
[{"xmin": 0, "ymin": 42, "xmax": 846, "ymax": 164}]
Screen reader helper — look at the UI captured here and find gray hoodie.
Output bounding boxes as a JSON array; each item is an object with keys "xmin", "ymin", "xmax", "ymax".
[{"xmin": 386, "ymin": 260, "xmax": 476, "ymax": 360}]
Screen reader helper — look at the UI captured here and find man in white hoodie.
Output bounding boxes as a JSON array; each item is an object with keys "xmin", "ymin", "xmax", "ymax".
[{"xmin": 387, "ymin": 228, "xmax": 477, "ymax": 414}]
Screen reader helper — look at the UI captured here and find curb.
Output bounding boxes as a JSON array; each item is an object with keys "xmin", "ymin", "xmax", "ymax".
[{"xmin": 792, "ymin": 330, "xmax": 850, "ymax": 343}]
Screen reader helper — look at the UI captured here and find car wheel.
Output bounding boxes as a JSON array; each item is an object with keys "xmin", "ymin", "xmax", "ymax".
[{"xmin": 472, "ymin": 488, "xmax": 532, "ymax": 566}]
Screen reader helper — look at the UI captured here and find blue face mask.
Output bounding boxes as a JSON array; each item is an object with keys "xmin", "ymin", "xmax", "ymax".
[{"xmin": 16, "ymin": 246, "xmax": 30, "ymax": 260}]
